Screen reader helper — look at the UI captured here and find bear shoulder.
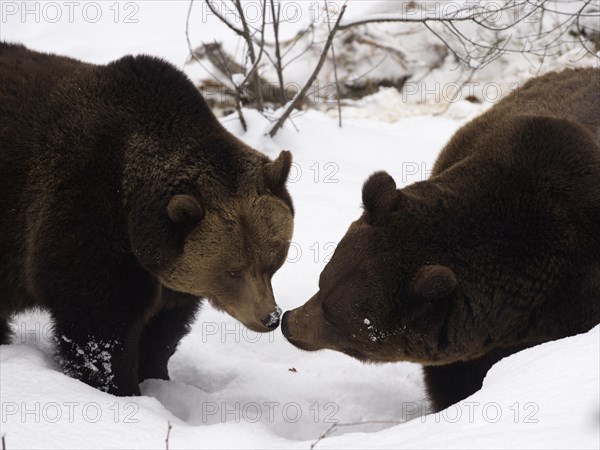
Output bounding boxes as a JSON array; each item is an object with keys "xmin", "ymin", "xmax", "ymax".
[{"xmin": 432, "ymin": 68, "xmax": 600, "ymax": 175}]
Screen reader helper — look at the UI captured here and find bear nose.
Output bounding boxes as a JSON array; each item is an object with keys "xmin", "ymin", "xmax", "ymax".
[
  {"xmin": 281, "ymin": 311, "xmax": 291, "ymax": 337},
  {"xmin": 261, "ymin": 306, "xmax": 282, "ymax": 329}
]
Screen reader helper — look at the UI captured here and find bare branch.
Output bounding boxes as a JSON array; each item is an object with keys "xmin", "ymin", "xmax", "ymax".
[
  {"xmin": 335, "ymin": 0, "xmax": 598, "ymax": 69},
  {"xmin": 337, "ymin": 6, "xmax": 484, "ymax": 30},
  {"xmin": 185, "ymin": 1, "xmax": 222, "ymax": 83},
  {"xmin": 191, "ymin": 0, "xmax": 598, "ymax": 135},
  {"xmin": 281, "ymin": 25, "xmax": 317, "ymax": 71},
  {"xmin": 204, "ymin": 0, "xmax": 244, "ymax": 37},
  {"xmin": 270, "ymin": 0, "xmax": 286, "ymax": 106},
  {"xmin": 281, "ymin": 23, "xmax": 316, "ymax": 62},
  {"xmin": 237, "ymin": 30, "xmax": 267, "ymax": 92},
  {"xmin": 213, "ymin": 40, "xmax": 248, "ymax": 131},
  {"xmin": 268, "ymin": 3, "xmax": 348, "ymax": 137},
  {"xmin": 325, "ymin": 1, "xmax": 343, "ymax": 127},
  {"xmin": 233, "ymin": 0, "xmax": 264, "ymax": 110},
  {"xmin": 165, "ymin": 421, "xmax": 172, "ymax": 450}
]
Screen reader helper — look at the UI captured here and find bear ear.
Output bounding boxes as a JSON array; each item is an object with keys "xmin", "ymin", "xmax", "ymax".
[
  {"xmin": 167, "ymin": 195, "xmax": 203, "ymax": 226},
  {"xmin": 264, "ymin": 150, "xmax": 293, "ymax": 190},
  {"xmin": 411, "ymin": 265, "xmax": 457, "ymax": 301},
  {"xmin": 362, "ymin": 171, "xmax": 401, "ymax": 225}
]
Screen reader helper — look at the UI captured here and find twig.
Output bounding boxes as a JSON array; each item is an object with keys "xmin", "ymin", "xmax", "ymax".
[
  {"xmin": 268, "ymin": 3, "xmax": 348, "ymax": 137},
  {"xmin": 185, "ymin": 1, "xmax": 222, "ymax": 83},
  {"xmin": 325, "ymin": 1, "xmax": 343, "ymax": 128},
  {"xmin": 214, "ymin": 39, "xmax": 235, "ymax": 81},
  {"xmin": 204, "ymin": 0, "xmax": 244, "ymax": 37},
  {"xmin": 338, "ymin": 9, "xmax": 480, "ymax": 30},
  {"xmin": 310, "ymin": 420, "xmax": 403, "ymax": 450},
  {"xmin": 280, "ymin": 25, "xmax": 317, "ymax": 71},
  {"xmin": 186, "ymin": 6, "xmax": 245, "ymax": 127},
  {"xmin": 165, "ymin": 421, "xmax": 172, "ymax": 450},
  {"xmin": 280, "ymin": 23, "xmax": 316, "ymax": 64},
  {"xmin": 233, "ymin": 0, "xmax": 265, "ymax": 111},
  {"xmin": 239, "ymin": 1, "xmax": 267, "ymax": 91},
  {"xmin": 270, "ymin": 0, "xmax": 286, "ymax": 106},
  {"xmin": 213, "ymin": 40, "xmax": 248, "ymax": 130},
  {"xmin": 351, "ymin": 34, "xmax": 408, "ymax": 69},
  {"xmin": 432, "ymin": 65, "xmax": 473, "ymax": 116}
]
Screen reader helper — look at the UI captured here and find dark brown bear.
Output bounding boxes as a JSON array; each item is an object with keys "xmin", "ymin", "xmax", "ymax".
[
  {"xmin": 0, "ymin": 42, "xmax": 294, "ymax": 395},
  {"xmin": 282, "ymin": 67, "xmax": 600, "ymax": 412}
]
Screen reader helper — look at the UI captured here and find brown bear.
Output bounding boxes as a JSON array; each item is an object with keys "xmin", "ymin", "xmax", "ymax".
[
  {"xmin": 0, "ymin": 42, "xmax": 294, "ymax": 396},
  {"xmin": 282, "ymin": 67, "xmax": 600, "ymax": 412}
]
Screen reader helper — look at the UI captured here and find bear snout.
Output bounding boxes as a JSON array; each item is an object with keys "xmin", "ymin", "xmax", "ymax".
[
  {"xmin": 281, "ymin": 295, "xmax": 328, "ymax": 352},
  {"xmin": 280, "ymin": 309, "xmax": 323, "ymax": 351},
  {"xmin": 261, "ymin": 306, "xmax": 282, "ymax": 329}
]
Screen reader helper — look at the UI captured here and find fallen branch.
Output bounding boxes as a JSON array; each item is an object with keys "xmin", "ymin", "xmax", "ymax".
[
  {"xmin": 310, "ymin": 420, "xmax": 403, "ymax": 450},
  {"xmin": 165, "ymin": 421, "xmax": 172, "ymax": 450}
]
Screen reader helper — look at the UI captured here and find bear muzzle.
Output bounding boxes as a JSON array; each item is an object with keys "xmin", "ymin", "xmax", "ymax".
[
  {"xmin": 281, "ymin": 293, "xmax": 329, "ymax": 351},
  {"xmin": 228, "ymin": 304, "xmax": 282, "ymax": 333},
  {"xmin": 261, "ymin": 306, "xmax": 282, "ymax": 329}
]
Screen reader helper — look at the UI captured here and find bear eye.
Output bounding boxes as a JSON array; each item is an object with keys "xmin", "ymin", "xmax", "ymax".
[{"xmin": 227, "ymin": 270, "xmax": 243, "ymax": 279}]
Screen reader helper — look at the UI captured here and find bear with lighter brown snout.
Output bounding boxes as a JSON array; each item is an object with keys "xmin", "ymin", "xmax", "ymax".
[{"xmin": 0, "ymin": 42, "xmax": 294, "ymax": 396}]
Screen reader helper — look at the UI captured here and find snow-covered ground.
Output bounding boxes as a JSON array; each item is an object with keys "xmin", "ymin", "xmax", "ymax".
[{"xmin": 1, "ymin": 2, "xmax": 599, "ymax": 449}]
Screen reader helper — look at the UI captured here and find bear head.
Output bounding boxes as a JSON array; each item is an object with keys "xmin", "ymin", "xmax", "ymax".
[
  {"xmin": 114, "ymin": 55, "xmax": 296, "ymax": 333},
  {"xmin": 127, "ymin": 145, "xmax": 294, "ymax": 333},
  {"xmin": 162, "ymin": 150, "xmax": 293, "ymax": 333},
  {"xmin": 282, "ymin": 171, "xmax": 471, "ymax": 364}
]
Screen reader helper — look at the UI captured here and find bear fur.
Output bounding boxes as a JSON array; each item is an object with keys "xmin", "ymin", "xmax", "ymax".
[
  {"xmin": 0, "ymin": 42, "xmax": 294, "ymax": 395},
  {"xmin": 282, "ymin": 67, "xmax": 600, "ymax": 412}
]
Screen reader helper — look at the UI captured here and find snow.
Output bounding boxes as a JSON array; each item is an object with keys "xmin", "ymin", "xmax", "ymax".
[{"xmin": 1, "ymin": 2, "xmax": 599, "ymax": 449}]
